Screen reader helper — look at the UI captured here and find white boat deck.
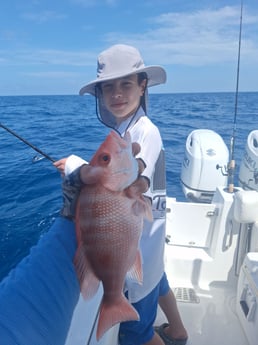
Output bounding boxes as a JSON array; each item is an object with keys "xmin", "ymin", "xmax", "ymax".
[
  {"xmin": 156, "ymin": 284, "xmax": 248, "ymax": 345},
  {"xmin": 158, "ymin": 243, "xmax": 249, "ymax": 345},
  {"xmin": 66, "ymin": 187, "xmax": 258, "ymax": 345}
]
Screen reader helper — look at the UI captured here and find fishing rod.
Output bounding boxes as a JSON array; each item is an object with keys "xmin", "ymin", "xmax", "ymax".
[
  {"xmin": 0, "ymin": 122, "xmax": 55, "ymax": 163},
  {"xmin": 228, "ymin": 0, "xmax": 243, "ymax": 193}
]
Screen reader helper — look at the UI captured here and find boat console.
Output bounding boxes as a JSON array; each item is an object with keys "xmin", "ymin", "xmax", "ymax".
[{"xmin": 233, "ymin": 190, "xmax": 258, "ymax": 345}]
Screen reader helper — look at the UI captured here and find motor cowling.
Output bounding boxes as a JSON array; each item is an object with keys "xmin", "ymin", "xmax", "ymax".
[
  {"xmin": 181, "ymin": 129, "xmax": 229, "ymax": 203},
  {"xmin": 239, "ymin": 130, "xmax": 258, "ymax": 191}
]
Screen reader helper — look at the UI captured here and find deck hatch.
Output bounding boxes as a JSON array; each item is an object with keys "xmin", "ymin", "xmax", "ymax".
[{"xmin": 173, "ymin": 287, "xmax": 200, "ymax": 304}]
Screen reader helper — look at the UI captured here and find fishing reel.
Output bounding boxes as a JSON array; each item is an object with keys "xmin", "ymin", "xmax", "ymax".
[
  {"xmin": 216, "ymin": 159, "xmax": 236, "ymax": 178},
  {"xmin": 216, "ymin": 163, "xmax": 229, "ymax": 177}
]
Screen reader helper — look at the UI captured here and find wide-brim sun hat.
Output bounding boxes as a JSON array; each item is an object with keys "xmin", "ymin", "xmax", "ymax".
[{"xmin": 79, "ymin": 44, "xmax": 167, "ymax": 96}]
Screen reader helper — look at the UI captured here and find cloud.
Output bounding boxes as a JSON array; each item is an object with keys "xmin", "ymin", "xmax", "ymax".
[
  {"xmin": 71, "ymin": 0, "xmax": 117, "ymax": 7},
  {"xmin": 0, "ymin": 30, "xmax": 18, "ymax": 42},
  {"xmin": 21, "ymin": 11, "xmax": 67, "ymax": 23},
  {"xmin": 23, "ymin": 71, "xmax": 80, "ymax": 79},
  {"xmin": 103, "ymin": 6, "xmax": 258, "ymax": 66},
  {"xmin": 0, "ymin": 49, "xmax": 97, "ymax": 67},
  {"xmin": 1, "ymin": 5, "xmax": 258, "ymax": 71}
]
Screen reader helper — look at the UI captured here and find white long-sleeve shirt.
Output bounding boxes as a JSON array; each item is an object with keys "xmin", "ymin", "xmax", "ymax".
[{"xmin": 117, "ymin": 109, "xmax": 166, "ymax": 303}]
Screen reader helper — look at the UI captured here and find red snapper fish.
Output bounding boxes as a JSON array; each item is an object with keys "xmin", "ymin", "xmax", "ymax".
[{"xmin": 74, "ymin": 130, "xmax": 152, "ymax": 340}]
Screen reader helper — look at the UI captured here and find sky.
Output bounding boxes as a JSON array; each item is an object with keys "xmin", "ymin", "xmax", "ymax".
[{"xmin": 1, "ymin": 0, "xmax": 258, "ymax": 96}]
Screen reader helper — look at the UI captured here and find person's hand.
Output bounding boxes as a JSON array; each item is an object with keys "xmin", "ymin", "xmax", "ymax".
[
  {"xmin": 60, "ymin": 165, "xmax": 86, "ymax": 220},
  {"xmin": 53, "ymin": 158, "xmax": 68, "ymax": 177},
  {"xmin": 130, "ymin": 142, "xmax": 150, "ymax": 196}
]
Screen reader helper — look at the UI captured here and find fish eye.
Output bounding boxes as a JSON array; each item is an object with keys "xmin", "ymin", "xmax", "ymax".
[{"xmin": 99, "ymin": 153, "xmax": 111, "ymax": 164}]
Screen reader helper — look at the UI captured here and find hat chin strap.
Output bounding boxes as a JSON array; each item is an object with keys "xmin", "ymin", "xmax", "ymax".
[
  {"xmin": 94, "ymin": 86, "xmax": 121, "ymax": 136},
  {"xmin": 94, "ymin": 85, "xmax": 148, "ymax": 138}
]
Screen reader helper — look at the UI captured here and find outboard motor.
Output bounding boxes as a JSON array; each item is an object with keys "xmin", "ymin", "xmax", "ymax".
[
  {"xmin": 239, "ymin": 130, "xmax": 258, "ymax": 191},
  {"xmin": 181, "ymin": 129, "xmax": 229, "ymax": 203}
]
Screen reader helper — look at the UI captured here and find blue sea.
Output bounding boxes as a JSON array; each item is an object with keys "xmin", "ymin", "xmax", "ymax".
[{"xmin": 0, "ymin": 92, "xmax": 257, "ymax": 281}]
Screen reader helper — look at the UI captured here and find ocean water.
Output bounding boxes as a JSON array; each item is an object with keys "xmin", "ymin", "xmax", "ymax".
[{"xmin": 0, "ymin": 92, "xmax": 257, "ymax": 281}]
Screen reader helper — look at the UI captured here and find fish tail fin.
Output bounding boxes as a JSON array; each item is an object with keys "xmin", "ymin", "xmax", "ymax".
[
  {"xmin": 96, "ymin": 295, "xmax": 139, "ymax": 340},
  {"xmin": 74, "ymin": 245, "xmax": 100, "ymax": 300}
]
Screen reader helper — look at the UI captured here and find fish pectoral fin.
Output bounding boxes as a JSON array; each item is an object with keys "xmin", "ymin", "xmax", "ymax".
[
  {"xmin": 96, "ymin": 295, "xmax": 139, "ymax": 341},
  {"xmin": 74, "ymin": 246, "xmax": 100, "ymax": 300},
  {"xmin": 132, "ymin": 196, "xmax": 153, "ymax": 221},
  {"xmin": 127, "ymin": 250, "xmax": 143, "ymax": 284}
]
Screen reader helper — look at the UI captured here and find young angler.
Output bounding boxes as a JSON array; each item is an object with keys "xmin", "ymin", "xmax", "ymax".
[{"xmin": 65, "ymin": 44, "xmax": 188, "ymax": 345}]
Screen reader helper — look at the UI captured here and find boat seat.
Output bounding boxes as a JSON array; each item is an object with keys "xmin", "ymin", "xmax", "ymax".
[{"xmin": 233, "ymin": 190, "xmax": 258, "ymax": 223}]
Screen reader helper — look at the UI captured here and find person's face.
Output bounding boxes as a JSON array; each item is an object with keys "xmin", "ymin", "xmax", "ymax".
[{"xmin": 100, "ymin": 74, "xmax": 146, "ymax": 124}]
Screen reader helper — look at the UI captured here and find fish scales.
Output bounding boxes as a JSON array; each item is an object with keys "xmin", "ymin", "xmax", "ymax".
[{"xmin": 74, "ymin": 130, "xmax": 152, "ymax": 340}]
